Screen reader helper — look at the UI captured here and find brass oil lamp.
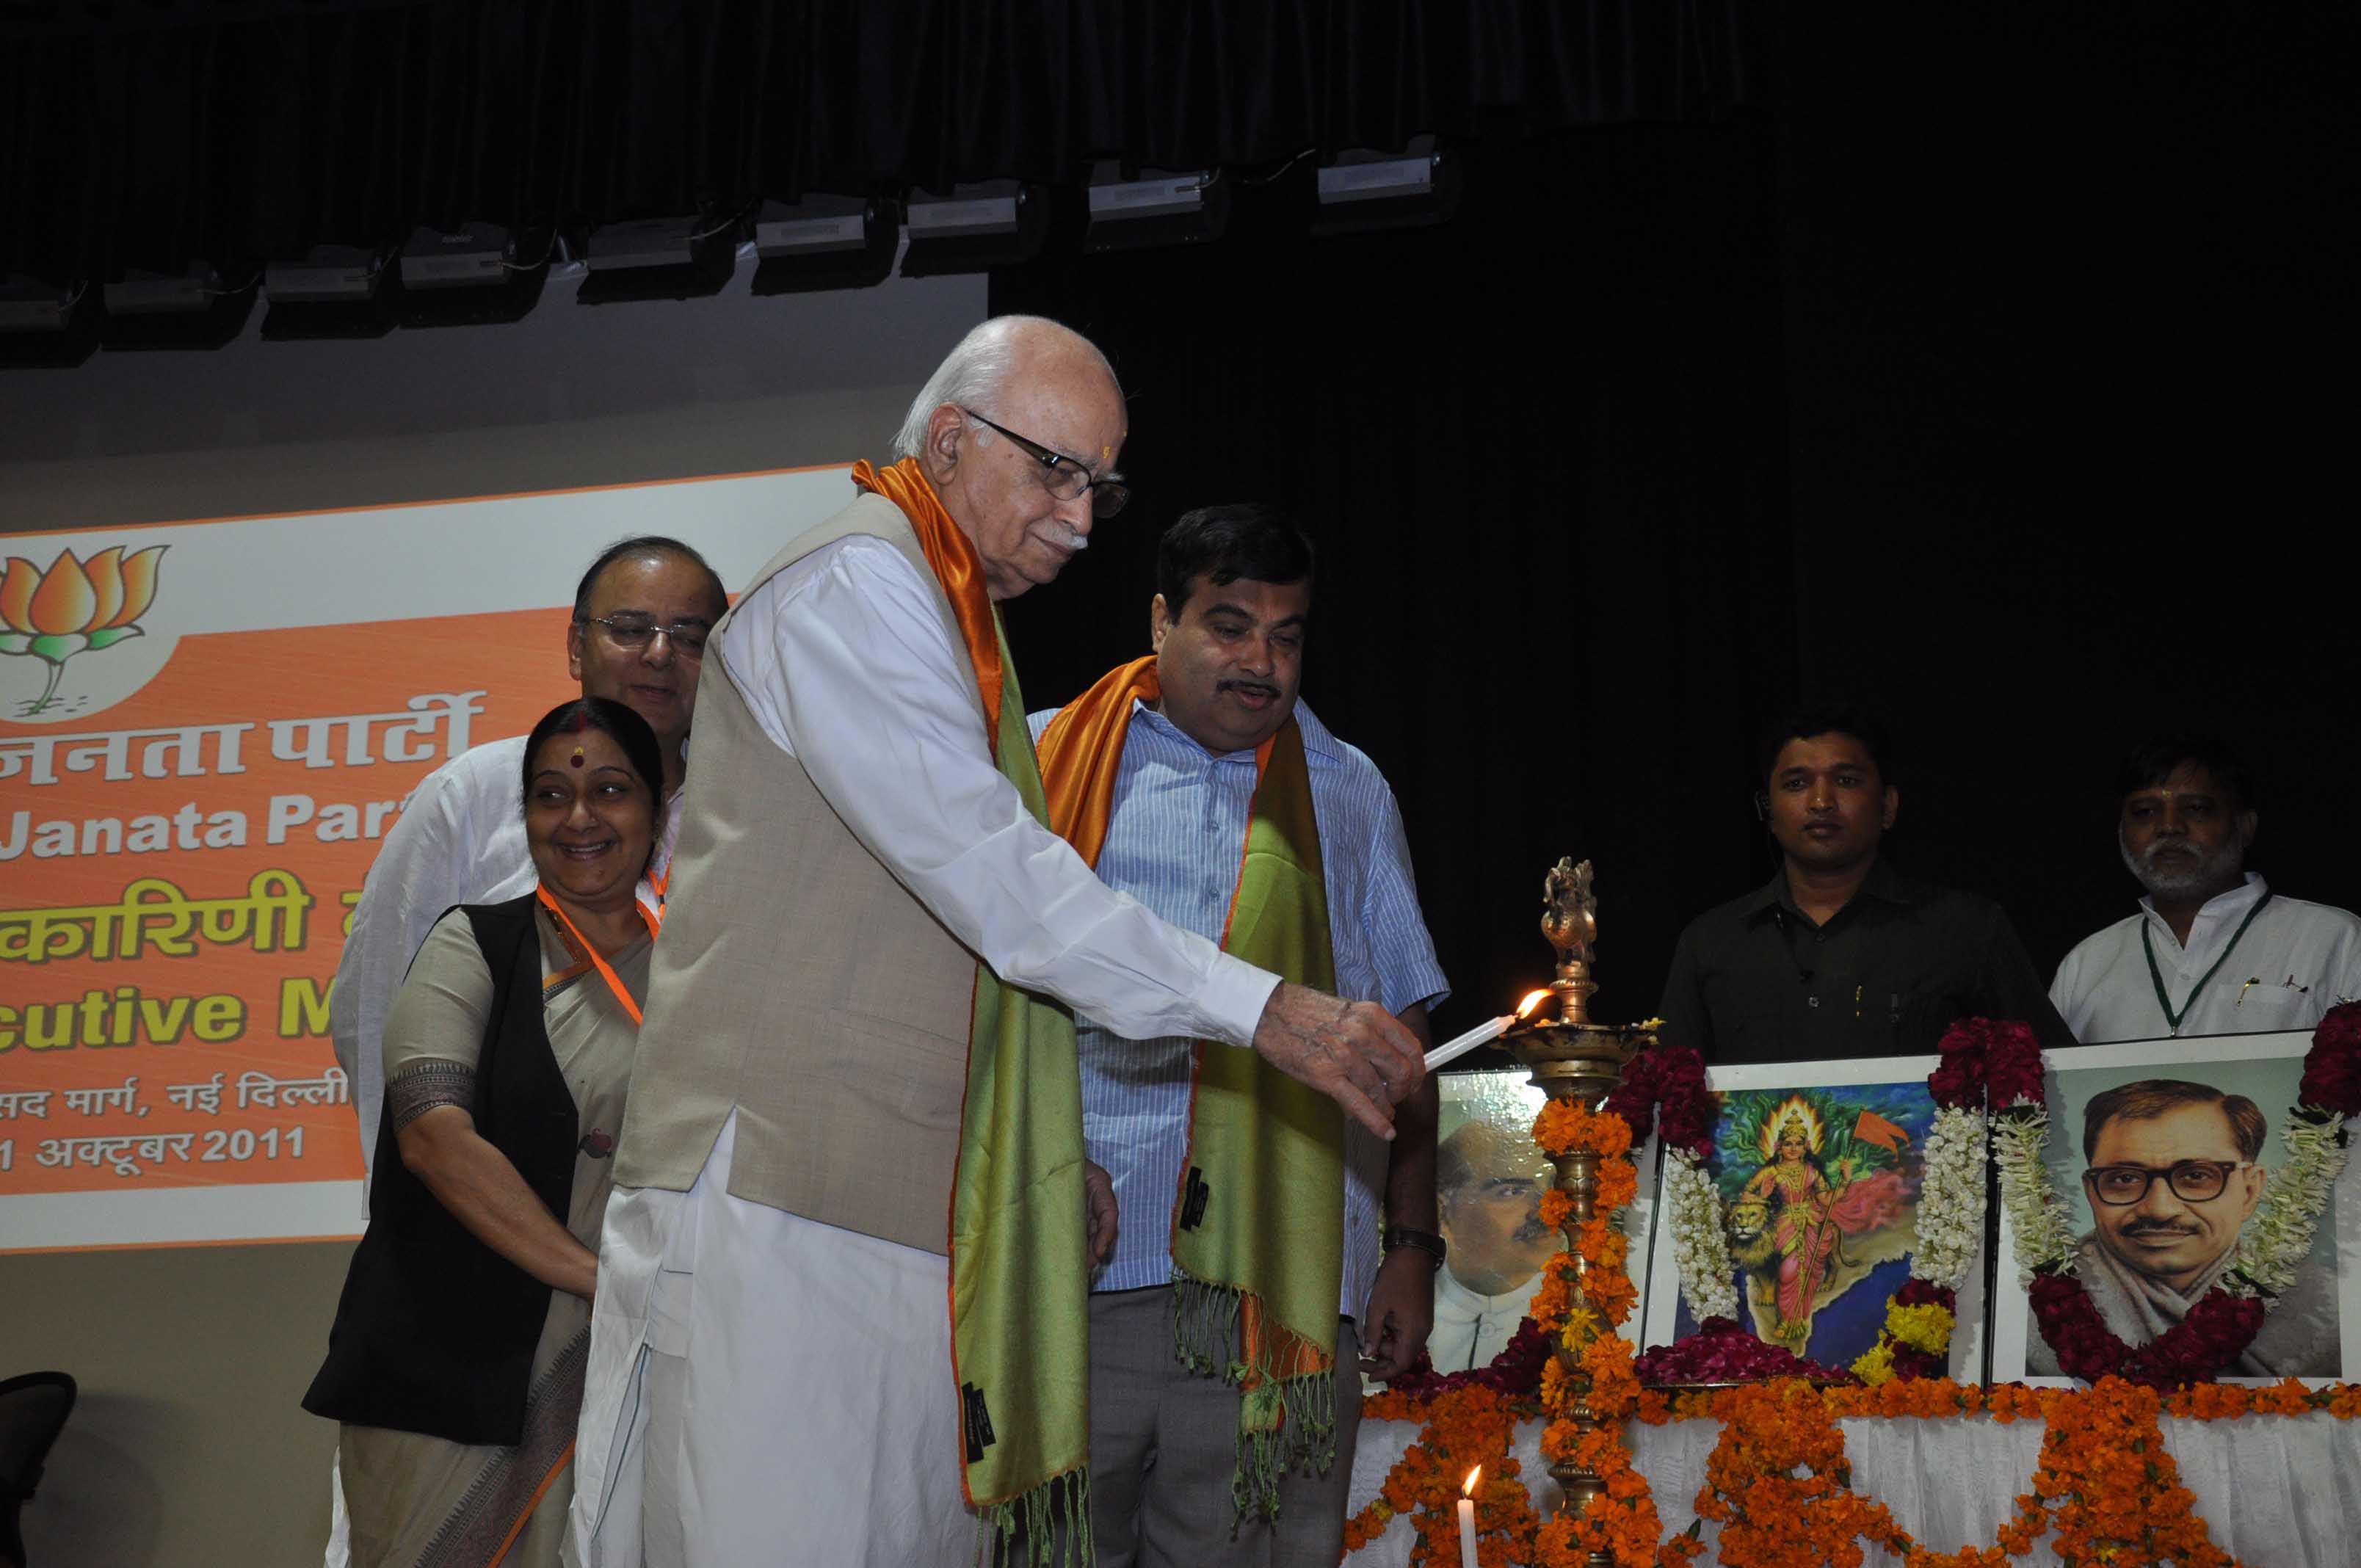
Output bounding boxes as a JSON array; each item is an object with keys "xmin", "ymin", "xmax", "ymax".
[{"xmin": 1499, "ymin": 857, "xmax": 1655, "ymax": 1566}]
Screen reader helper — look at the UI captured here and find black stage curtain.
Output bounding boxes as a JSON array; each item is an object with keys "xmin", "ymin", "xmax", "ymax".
[
  {"xmin": 0, "ymin": 0, "xmax": 1768, "ymax": 283},
  {"xmin": 993, "ymin": 6, "xmax": 2361, "ymax": 1044},
  {"xmin": 993, "ymin": 117, "xmax": 1796, "ymax": 1034}
]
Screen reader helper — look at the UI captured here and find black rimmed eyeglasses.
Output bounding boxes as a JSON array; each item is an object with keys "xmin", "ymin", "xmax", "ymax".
[
  {"xmin": 961, "ymin": 408, "xmax": 1130, "ymax": 518},
  {"xmin": 577, "ymin": 614, "xmax": 711, "ymax": 656},
  {"xmin": 2082, "ymin": 1160, "xmax": 2252, "ymax": 1206}
]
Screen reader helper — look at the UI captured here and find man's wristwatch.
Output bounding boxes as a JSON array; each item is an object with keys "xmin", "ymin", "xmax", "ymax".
[{"xmin": 1383, "ymin": 1226, "xmax": 1447, "ymax": 1270}]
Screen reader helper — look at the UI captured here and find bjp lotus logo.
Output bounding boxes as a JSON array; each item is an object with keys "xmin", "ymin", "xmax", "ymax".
[{"xmin": 1, "ymin": 546, "xmax": 167, "ymax": 716}]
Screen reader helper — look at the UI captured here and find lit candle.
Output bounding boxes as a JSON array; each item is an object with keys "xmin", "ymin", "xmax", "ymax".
[
  {"xmin": 1425, "ymin": 991, "xmax": 1550, "ymax": 1072},
  {"xmin": 1458, "ymin": 1465, "xmax": 1481, "ymax": 1568}
]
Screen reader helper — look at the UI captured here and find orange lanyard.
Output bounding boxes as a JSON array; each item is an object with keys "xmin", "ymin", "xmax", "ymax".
[
  {"xmin": 534, "ymin": 885, "xmax": 656, "ymax": 1026},
  {"xmin": 645, "ymin": 862, "xmax": 669, "ymax": 921}
]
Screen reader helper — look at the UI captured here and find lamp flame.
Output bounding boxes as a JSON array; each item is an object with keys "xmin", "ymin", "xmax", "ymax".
[
  {"xmin": 1463, "ymin": 1464, "xmax": 1481, "ymax": 1497},
  {"xmin": 1514, "ymin": 990, "xmax": 1548, "ymax": 1020}
]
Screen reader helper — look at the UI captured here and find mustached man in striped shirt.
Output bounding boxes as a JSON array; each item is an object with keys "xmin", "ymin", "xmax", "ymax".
[{"xmin": 1030, "ymin": 503, "xmax": 1450, "ymax": 1567}]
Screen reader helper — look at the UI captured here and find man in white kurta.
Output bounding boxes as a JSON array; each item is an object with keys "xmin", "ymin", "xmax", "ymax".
[
  {"xmin": 2050, "ymin": 738, "xmax": 2361, "ymax": 1042},
  {"xmin": 567, "ymin": 318, "xmax": 1426, "ymax": 1568},
  {"xmin": 321, "ymin": 539, "xmax": 723, "ymax": 1568},
  {"xmin": 330, "ymin": 538, "xmax": 722, "ymax": 1187}
]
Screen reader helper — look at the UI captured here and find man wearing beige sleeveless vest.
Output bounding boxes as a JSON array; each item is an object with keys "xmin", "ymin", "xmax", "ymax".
[{"xmin": 567, "ymin": 317, "xmax": 1426, "ymax": 1568}]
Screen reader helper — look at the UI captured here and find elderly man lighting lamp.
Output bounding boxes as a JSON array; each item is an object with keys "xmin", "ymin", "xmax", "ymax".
[{"xmin": 567, "ymin": 319, "xmax": 1425, "ymax": 1568}]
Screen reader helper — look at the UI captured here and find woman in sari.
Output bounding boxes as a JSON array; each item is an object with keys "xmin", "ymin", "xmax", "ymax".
[
  {"xmin": 305, "ymin": 697, "xmax": 662, "ymax": 1567},
  {"xmin": 1741, "ymin": 1113, "xmax": 1908, "ymax": 1350}
]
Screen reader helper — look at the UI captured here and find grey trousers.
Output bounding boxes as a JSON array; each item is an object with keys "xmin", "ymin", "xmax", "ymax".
[{"xmin": 1084, "ymin": 1285, "xmax": 1363, "ymax": 1568}]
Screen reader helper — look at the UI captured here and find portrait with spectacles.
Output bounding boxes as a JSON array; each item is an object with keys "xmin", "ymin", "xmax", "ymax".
[{"xmin": 2003, "ymin": 1032, "xmax": 2353, "ymax": 1382}]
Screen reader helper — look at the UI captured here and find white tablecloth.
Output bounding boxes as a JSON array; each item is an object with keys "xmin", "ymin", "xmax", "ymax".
[{"xmin": 1346, "ymin": 1410, "xmax": 2361, "ymax": 1566}]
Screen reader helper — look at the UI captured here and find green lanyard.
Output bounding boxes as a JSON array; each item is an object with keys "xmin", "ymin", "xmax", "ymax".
[{"xmin": 2141, "ymin": 891, "xmax": 2271, "ymax": 1034}]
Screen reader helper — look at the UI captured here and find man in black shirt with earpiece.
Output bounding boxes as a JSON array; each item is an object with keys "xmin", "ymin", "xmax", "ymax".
[{"xmin": 1657, "ymin": 705, "xmax": 2071, "ymax": 1064}]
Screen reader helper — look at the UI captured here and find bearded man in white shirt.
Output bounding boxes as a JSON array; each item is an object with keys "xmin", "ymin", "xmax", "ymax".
[
  {"xmin": 2050, "ymin": 737, "xmax": 2361, "ymax": 1043},
  {"xmin": 567, "ymin": 316, "xmax": 1425, "ymax": 1568},
  {"xmin": 330, "ymin": 536, "xmax": 728, "ymax": 1185}
]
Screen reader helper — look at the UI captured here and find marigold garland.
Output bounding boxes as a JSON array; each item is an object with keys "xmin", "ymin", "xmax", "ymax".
[
  {"xmin": 1348, "ymin": 1008, "xmax": 2361, "ymax": 1564},
  {"xmin": 1360, "ymin": 1371, "xmax": 2361, "ymax": 1565}
]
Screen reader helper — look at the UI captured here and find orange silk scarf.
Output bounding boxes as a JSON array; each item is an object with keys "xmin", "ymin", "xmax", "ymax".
[{"xmin": 849, "ymin": 457, "xmax": 1007, "ymax": 747}]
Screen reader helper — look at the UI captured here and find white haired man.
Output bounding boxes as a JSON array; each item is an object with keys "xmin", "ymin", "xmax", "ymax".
[
  {"xmin": 2050, "ymin": 736, "xmax": 2361, "ymax": 1042},
  {"xmin": 567, "ymin": 317, "xmax": 1426, "ymax": 1567}
]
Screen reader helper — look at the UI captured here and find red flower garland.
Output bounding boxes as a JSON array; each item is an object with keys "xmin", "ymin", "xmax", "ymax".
[
  {"xmin": 1605, "ymin": 1042, "xmax": 1714, "ymax": 1159},
  {"xmin": 2299, "ymin": 1001, "xmax": 2361, "ymax": 1120},
  {"xmin": 1632, "ymin": 1318, "xmax": 1862, "ymax": 1387},
  {"xmin": 1382, "ymin": 1315, "xmax": 1553, "ymax": 1401},
  {"xmin": 1992, "ymin": 1006, "xmax": 2360, "ymax": 1388}
]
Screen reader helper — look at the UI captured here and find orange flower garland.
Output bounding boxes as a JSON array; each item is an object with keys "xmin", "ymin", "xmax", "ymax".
[
  {"xmin": 1347, "ymin": 1383, "xmax": 1539, "ymax": 1565},
  {"xmin": 1349, "ymin": 1079, "xmax": 2361, "ymax": 1568},
  {"xmin": 1528, "ymin": 1097, "xmax": 1663, "ymax": 1568}
]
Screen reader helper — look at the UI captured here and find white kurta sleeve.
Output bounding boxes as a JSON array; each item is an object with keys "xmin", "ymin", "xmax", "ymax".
[
  {"xmin": 722, "ymin": 537, "xmax": 1279, "ymax": 1048},
  {"xmin": 330, "ymin": 758, "xmax": 489, "ymax": 1174}
]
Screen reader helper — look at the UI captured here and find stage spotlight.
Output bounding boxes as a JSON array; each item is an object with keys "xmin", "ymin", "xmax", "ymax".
[
  {"xmin": 396, "ymin": 224, "xmax": 549, "ymax": 327},
  {"xmin": 1084, "ymin": 166, "xmax": 1228, "ymax": 253},
  {"xmin": 0, "ymin": 275, "xmax": 79, "ymax": 331},
  {"xmin": 261, "ymin": 244, "xmax": 399, "ymax": 340},
  {"xmin": 576, "ymin": 214, "xmax": 737, "ymax": 305},
  {"xmin": 0, "ymin": 275, "xmax": 97, "ymax": 366},
  {"xmin": 100, "ymin": 264, "xmax": 258, "ymax": 351},
  {"xmin": 901, "ymin": 182, "xmax": 1049, "ymax": 277},
  {"xmin": 750, "ymin": 195, "xmax": 900, "ymax": 295},
  {"xmin": 1311, "ymin": 137, "xmax": 1461, "ymax": 236}
]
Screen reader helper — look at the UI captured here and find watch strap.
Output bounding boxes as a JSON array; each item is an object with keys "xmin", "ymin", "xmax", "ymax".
[{"xmin": 1383, "ymin": 1225, "xmax": 1447, "ymax": 1268}]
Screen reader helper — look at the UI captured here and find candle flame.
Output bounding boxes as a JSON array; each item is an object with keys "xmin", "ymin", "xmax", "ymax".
[
  {"xmin": 1463, "ymin": 1464, "xmax": 1481, "ymax": 1496},
  {"xmin": 1514, "ymin": 990, "xmax": 1549, "ymax": 1020}
]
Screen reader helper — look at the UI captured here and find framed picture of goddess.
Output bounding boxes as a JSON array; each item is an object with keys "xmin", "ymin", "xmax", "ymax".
[
  {"xmin": 1639, "ymin": 1054, "xmax": 1990, "ymax": 1381},
  {"xmin": 1990, "ymin": 1030, "xmax": 2360, "ymax": 1385}
]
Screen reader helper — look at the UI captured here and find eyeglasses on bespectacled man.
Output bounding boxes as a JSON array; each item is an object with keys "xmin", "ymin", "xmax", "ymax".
[
  {"xmin": 577, "ymin": 614, "xmax": 711, "ymax": 656},
  {"xmin": 2081, "ymin": 1159, "xmax": 2253, "ymax": 1206},
  {"xmin": 960, "ymin": 407, "xmax": 1130, "ymax": 518}
]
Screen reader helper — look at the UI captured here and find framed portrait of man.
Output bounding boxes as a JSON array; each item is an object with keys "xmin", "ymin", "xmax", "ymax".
[
  {"xmin": 1411, "ymin": 1069, "xmax": 1658, "ymax": 1387},
  {"xmin": 1639, "ymin": 1055, "xmax": 1990, "ymax": 1381},
  {"xmin": 1990, "ymin": 1030, "xmax": 2361, "ymax": 1384}
]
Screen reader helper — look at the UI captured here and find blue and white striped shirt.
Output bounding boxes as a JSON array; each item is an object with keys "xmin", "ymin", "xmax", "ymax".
[{"xmin": 1026, "ymin": 697, "xmax": 1450, "ymax": 1321}]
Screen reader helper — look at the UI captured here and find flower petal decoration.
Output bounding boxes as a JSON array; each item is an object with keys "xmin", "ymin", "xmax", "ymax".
[
  {"xmin": 83, "ymin": 545, "xmax": 127, "ymax": 630},
  {"xmin": 111, "ymin": 544, "xmax": 166, "ymax": 628},
  {"xmin": 0, "ymin": 556, "xmax": 40, "ymax": 635},
  {"xmin": 27, "ymin": 549, "xmax": 98, "ymax": 636}
]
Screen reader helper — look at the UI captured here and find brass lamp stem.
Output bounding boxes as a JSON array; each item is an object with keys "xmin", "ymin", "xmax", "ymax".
[{"xmin": 1501, "ymin": 857, "xmax": 1650, "ymax": 1568}]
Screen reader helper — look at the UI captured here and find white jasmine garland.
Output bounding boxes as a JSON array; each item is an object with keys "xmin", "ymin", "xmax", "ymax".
[
  {"xmin": 1907, "ymin": 1104, "xmax": 1988, "ymax": 1294},
  {"xmin": 2228, "ymin": 1115, "xmax": 2351, "ymax": 1299},
  {"xmin": 1662, "ymin": 1148, "xmax": 1741, "ymax": 1324},
  {"xmin": 1992, "ymin": 1101, "xmax": 2079, "ymax": 1282}
]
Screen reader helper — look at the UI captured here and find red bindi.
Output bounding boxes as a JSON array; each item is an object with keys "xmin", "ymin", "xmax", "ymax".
[{"xmin": 569, "ymin": 747, "xmax": 586, "ymax": 769}]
